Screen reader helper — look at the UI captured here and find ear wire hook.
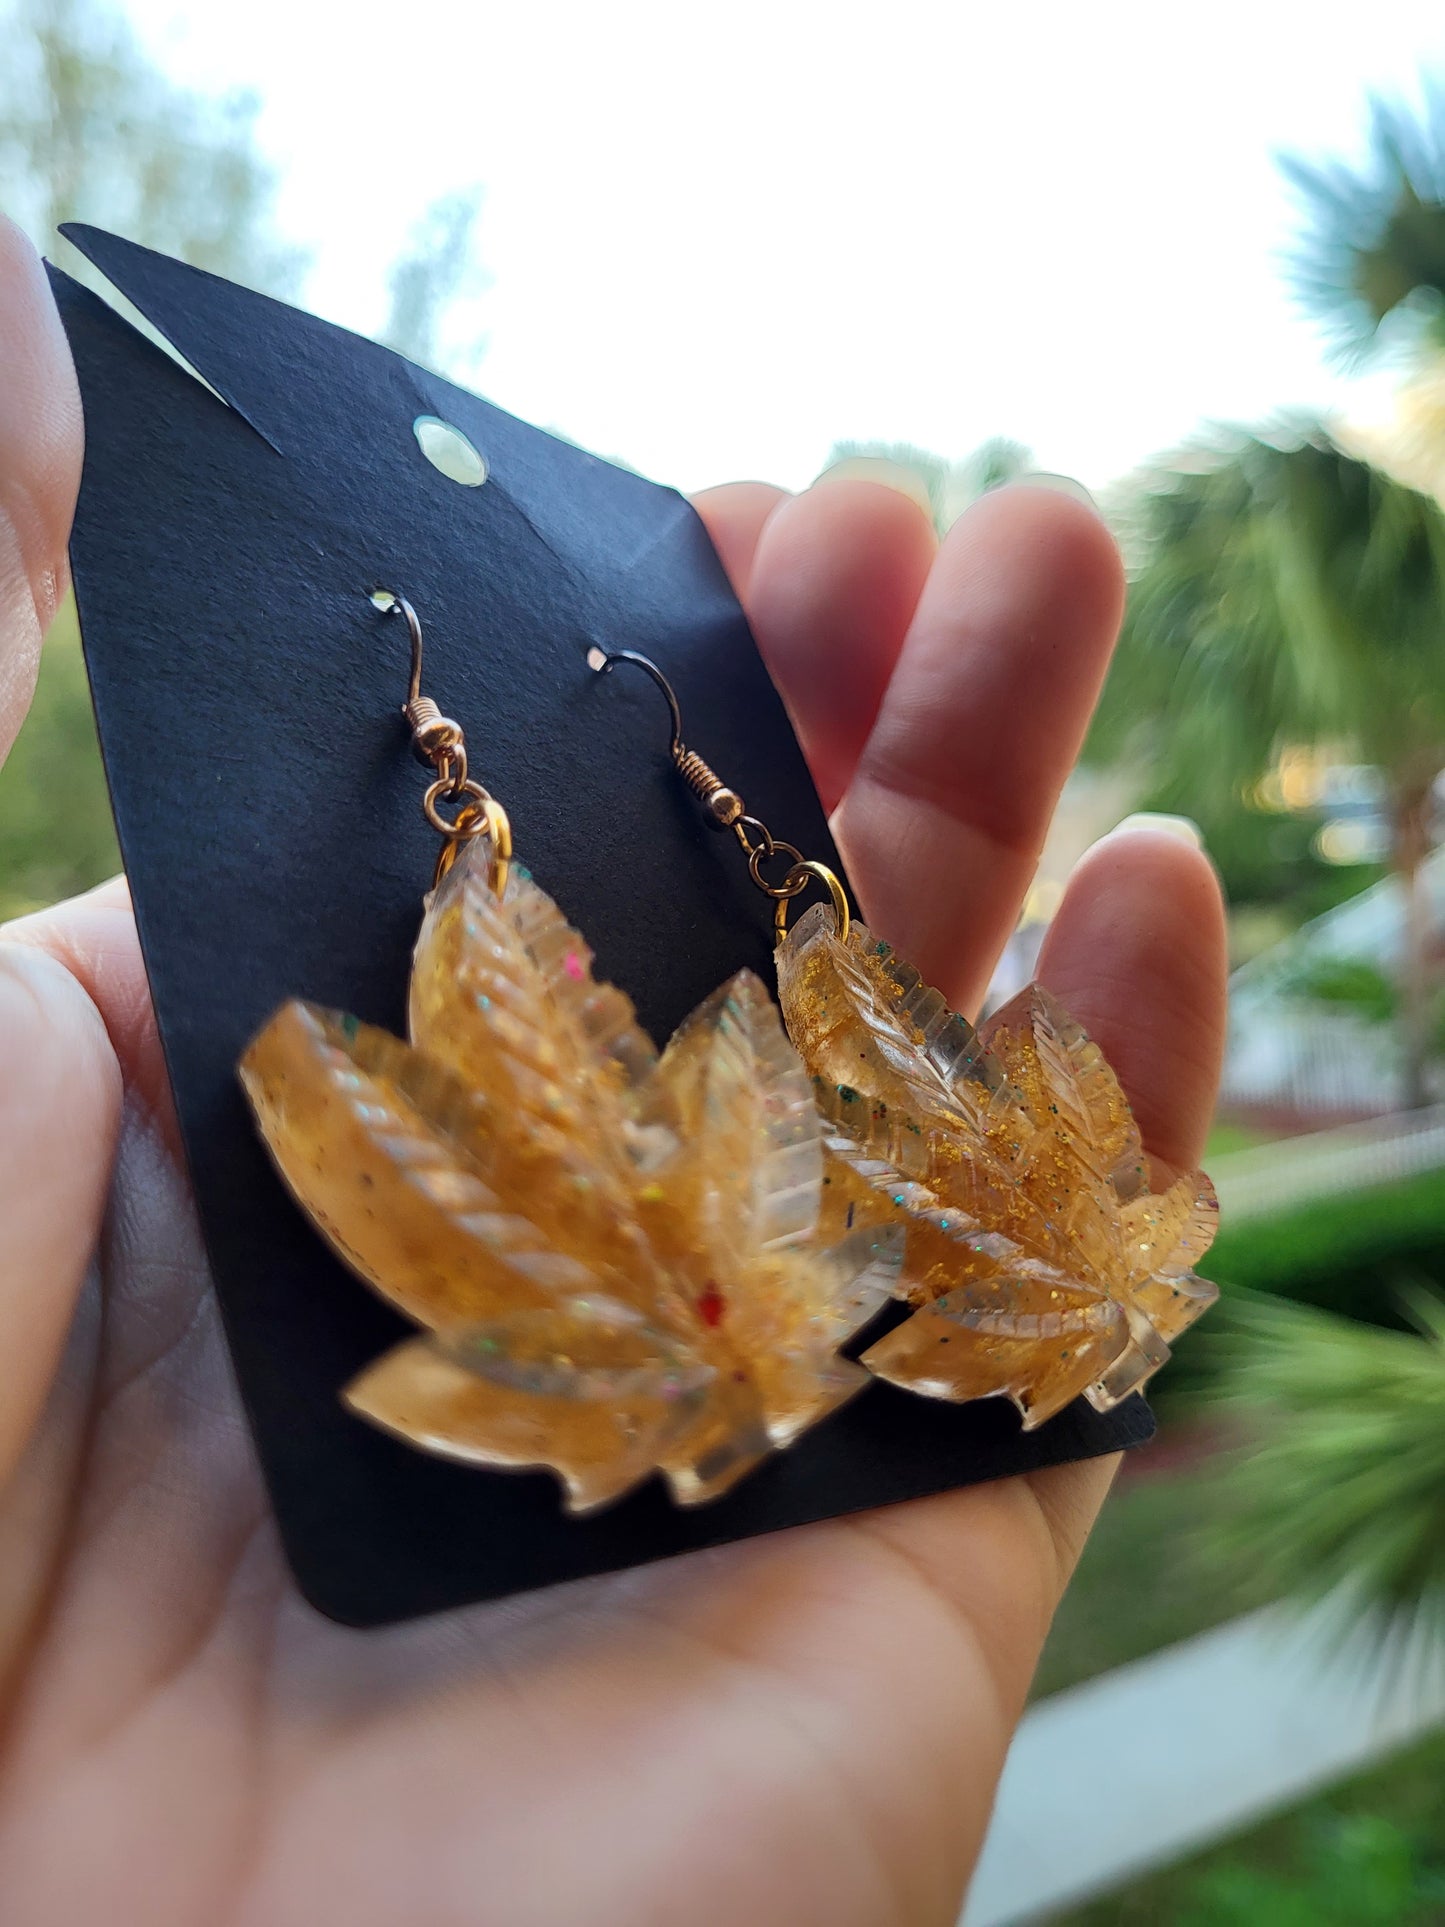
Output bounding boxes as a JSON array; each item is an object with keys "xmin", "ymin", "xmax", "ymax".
[
  {"xmin": 588, "ymin": 646, "xmax": 683, "ymax": 754},
  {"xmin": 373, "ymin": 588, "xmax": 512, "ymax": 897},
  {"xmin": 374, "ymin": 589, "xmax": 457, "ymax": 762},
  {"xmin": 373, "ymin": 588, "xmax": 426, "ymax": 708},
  {"xmin": 587, "ymin": 643, "xmax": 850, "ymax": 941},
  {"xmin": 588, "ymin": 645, "xmax": 747, "ymax": 831}
]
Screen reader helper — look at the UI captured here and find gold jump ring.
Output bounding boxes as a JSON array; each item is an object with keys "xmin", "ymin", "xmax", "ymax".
[{"xmin": 772, "ymin": 862, "xmax": 851, "ymax": 943}]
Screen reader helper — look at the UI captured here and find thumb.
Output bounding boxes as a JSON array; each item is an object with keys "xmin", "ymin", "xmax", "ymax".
[
  {"xmin": 0, "ymin": 211, "xmax": 84, "ymax": 763},
  {"xmin": 0, "ymin": 944, "xmax": 119, "ymax": 1487}
]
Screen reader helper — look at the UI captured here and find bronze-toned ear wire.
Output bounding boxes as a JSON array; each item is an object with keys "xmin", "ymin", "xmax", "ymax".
[
  {"xmin": 372, "ymin": 589, "xmax": 512, "ymax": 894},
  {"xmin": 586, "ymin": 645, "xmax": 850, "ymax": 941}
]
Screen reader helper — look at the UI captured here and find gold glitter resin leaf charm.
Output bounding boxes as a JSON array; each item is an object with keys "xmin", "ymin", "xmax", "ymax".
[
  {"xmin": 775, "ymin": 903, "xmax": 1219, "ymax": 1426},
  {"xmin": 241, "ymin": 838, "xmax": 902, "ymax": 1513}
]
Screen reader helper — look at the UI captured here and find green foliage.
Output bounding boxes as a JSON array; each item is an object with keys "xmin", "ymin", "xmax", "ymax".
[
  {"xmin": 1282, "ymin": 86, "xmax": 1445, "ymax": 366},
  {"xmin": 1199, "ymin": 1169, "xmax": 1445, "ymax": 1321},
  {"xmin": 1097, "ymin": 426, "xmax": 1445, "ymax": 803},
  {"xmin": 1279, "ymin": 956, "xmax": 1445, "ymax": 1052},
  {"xmin": 1056, "ymin": 1190, "xmax": 1440, "ymax": 1671},
  {"xmin": 1140, "ymin": 774, "xmax": 1377, "ymax": 921},
  {"xmin": 1096, "ymin": 425, "xmax": 1445, "ymax": 1090},
  {"xmin": 0, "ymin": 0, "xmax": 304, "ymax": 295},
  {"xmin": 1054, "ymin": 1733, "xmax": 1445, "ymax": 1925},
  {"xmin": 1148, "ymin": 1170, "xmax": 1445, "ymax": 1410},
  {"xmin": 1170, "ymin": 1812, "xmax": 1445, "ymax": 1927},
  {"xmin": 1284, "ymin": 954, "xmax": 1401, "ymax": 1023},
  {"xmin": 0, "ymin": 604, "xmax": 117, "ymax": 920},
  {"xmin": 1038, "ymin": 1182, "xmax": 1445, "ymax": 1910},
  {"xmin": 1204, "ymin": 1121, "xmax": 1272, "ymax": 1158},
  {"xmin": 1035, "ymin": 1469, "xmax": 1277, "ymax": 1699},
  {"xmin": 1204, "ymin": 1291, "xmax": 1445, "ymax": 1636}
]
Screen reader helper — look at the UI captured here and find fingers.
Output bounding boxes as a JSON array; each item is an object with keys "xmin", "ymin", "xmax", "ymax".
[
  {"xmin": 695, "ymin": 476, "xmax": 937, "ymax": 814},
  {"xmin": 0, "ymin": 214, "xmax": 83, "ymax": 763},
  {"xmin": 1036, "ymin": 825, "xmax": 1229, "ymax": 1176},
  {"xmin": 0, "ymin": 943, "xmax": 120, "ymax": 1487},
  {"xmin": 691, "ymin": 482, "xmax": 790, "ymax": 600},
  {"xmin": 0, "ymin": 225, "xmax": 101, "ymax": 1488},
  {"xmin": 695, "ymin": 479, "xmax": 1125, "ymax": 1026},
  {"xmin": 834, "ymin": 485, "xmax": 1125, "ymax": 1012},
  {"xmin": 2, "ymin": 877, "xmax": 174, "ymax": 1148},
  {"xmin": 743, "ymin": 479, "xmax": 938, "ymax": 812}
]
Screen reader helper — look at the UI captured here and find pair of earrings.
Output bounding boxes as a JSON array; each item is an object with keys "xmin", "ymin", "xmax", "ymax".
[{"xmin": 239, "ymin": 592, "xmax": 1218, "ymax": 1514}]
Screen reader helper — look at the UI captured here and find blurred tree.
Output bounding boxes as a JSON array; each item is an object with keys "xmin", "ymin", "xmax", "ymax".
[
  {"xmin": 1284, "ymin": 89, "xmax": 1445, "ymax": 497},
  {"xmin": 382, "ymin": 187, "xmax": 488, "ymax": 378},
  {"xmin": 822, "ymin": 436, "xmax": 1032, "ymax": 534},
  {"xmin": 1283, "ymin": 87, "xmax": 1445, "ymax": 368},
  {"xmin": 1096, "ymin": 427, "xmax": 1445, "ymax": 1106},
  {"xmin": 1118, "ymin": 768, "xmax": 1381, "ymax": 952},
  {"xmin": 0, "ymin": 0, "xmax": 304, "ymax": 295},
  {"xmin": 0, "ymin": 0, "xmax": 313, "ymax": 920},
  {"xmin": 1209, "ymin": 1289, "xmax": 1445, "ymax": 1648}
]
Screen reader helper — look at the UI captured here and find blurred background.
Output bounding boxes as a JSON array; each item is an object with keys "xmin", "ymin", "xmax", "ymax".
[{"xmin": 6, "ymin": 0, "xmax": 1445, "ymax": 1917}]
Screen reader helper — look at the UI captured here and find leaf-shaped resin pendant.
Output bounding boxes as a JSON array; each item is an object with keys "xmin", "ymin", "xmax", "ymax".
[
  {"xmin": 240, "ymin": 840, "xmax": 901, "ymax": 1513},
  {"xmin": 775, "ymin": 903, "xmax": 1218, "ymax": 1427}
]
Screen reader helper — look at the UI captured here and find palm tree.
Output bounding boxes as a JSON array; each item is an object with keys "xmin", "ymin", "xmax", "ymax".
[
  {"xmin": 1163, "ymin": 88, "xmax": 1445, "ymax": 1663},
  {"xmin": 1101, "ymin": 426, "xmax": 1445, "ymax": 1107},
  {"xmin": 1283, "ymin": 88, "xmax": 1445, "ymax": 367},
  {"xmin": 1209, "ymin": 1290, "xmax": 1445, "ymax": 1642}
]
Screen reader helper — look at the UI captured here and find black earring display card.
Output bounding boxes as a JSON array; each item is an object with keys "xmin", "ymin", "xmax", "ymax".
[{"xmin": 52, "ymin": 227, "xmax": 1152, "ymax": 1626}]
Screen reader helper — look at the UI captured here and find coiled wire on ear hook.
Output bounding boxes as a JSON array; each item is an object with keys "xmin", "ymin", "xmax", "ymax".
[{"xmin": 586, "ymin": 643, "xmax": 850, "ymax": 941}]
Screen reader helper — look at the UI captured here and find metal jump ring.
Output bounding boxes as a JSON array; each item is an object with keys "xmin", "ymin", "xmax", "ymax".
[
  {"xmin": 423, "ymin": 775, "xmax": 491, "ymax": 837},
  {"xmin": 747, "ymin": 837, "xmax": 807, "ymax": 898},
  {"xmin": 772, "ymin": 862, "xmax": 851, "ymax": 944},
  {"xmin": 431, "ymin": 795, "xmax": 513, "ymax": 896}
]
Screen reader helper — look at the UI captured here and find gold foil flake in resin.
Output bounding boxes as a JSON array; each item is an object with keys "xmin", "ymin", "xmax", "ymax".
[
  {"xmin": 775, "ymin": 903, "xmax": 1218, "ymax": 1427},
  {"xmin": 240, "ymin": 838, "xmax": 901, "ymax": 1513}
]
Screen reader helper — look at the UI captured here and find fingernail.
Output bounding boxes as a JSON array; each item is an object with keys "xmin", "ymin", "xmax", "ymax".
[
  {"xmin": 1105, "ymin": 811, "xmax": 1205, "ymax": 850},
  {"xmin": 814, "ymin": 455, "xmax": 936, "ymax": 515},
  {"xmin": 1015, "ymin": 471, "xmax": 1097, "ymax": 509}
]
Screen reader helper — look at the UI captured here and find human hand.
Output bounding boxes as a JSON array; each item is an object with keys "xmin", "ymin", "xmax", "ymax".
[{"xmin": 0, "ymin": 216, "xmax": 1226, "ymax": 1926}]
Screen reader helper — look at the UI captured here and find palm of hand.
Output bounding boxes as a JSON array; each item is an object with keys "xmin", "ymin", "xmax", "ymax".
[{"xmin": 0, "ymin": 219, "xmax": 1226, "ymax": 1927}]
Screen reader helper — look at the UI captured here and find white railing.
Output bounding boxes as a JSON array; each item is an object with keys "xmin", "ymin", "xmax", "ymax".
[
  {"xmin": 1220, "ymin": 1004, "xmax": 1408, "ymax": 1117},
  {"xmin": 964, "ymin": 1598, "xmax": 1445, "ymax": 1925},
  {"xmin": 1210, "ymin": 1104, "xmax": 1445, "ymax": 1222}
]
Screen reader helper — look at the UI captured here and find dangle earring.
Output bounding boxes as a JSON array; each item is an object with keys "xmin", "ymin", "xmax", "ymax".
[
  {"xmin": 593, "ymin": 648, "xmax": 1221, "ymax": 1429},
  {"xmin": 238, "ymin": 593, "xmax": 902, "ymax": 1514}
]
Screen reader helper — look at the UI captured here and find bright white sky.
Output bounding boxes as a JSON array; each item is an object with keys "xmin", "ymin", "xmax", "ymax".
[{"xmin": 121, "ymin": 0, "xmax": 1445, "ymax": 496}]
